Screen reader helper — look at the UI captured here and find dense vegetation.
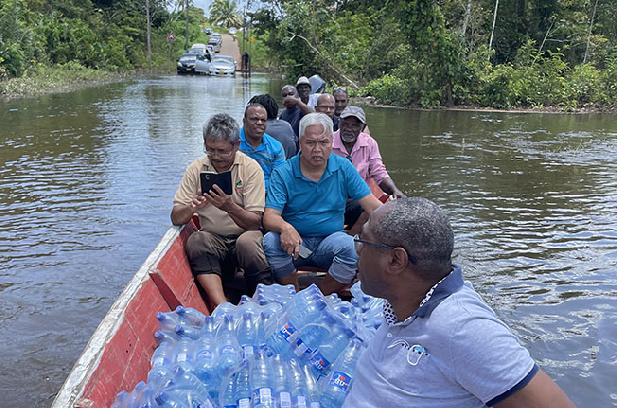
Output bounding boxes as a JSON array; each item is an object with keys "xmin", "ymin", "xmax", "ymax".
[
  {"xmin": 2, "ymin": 0, "xmax": 616, "ymax": 109},
  {"xmin": 0, "ymin": 0, "xmax": 209, "ymax": 82},
  {"xmin": 251, "ymin": 0, "xmax": 617, "ymax": 109}
]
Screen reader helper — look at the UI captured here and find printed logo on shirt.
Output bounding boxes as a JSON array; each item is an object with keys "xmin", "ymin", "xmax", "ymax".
[
  {"xmin": 388, "ymin": 339, "xmax": 429, "ymax": 366},
  {"xmin": 235, "ymin": 179, "xmax": 244, "ymax": 194}
]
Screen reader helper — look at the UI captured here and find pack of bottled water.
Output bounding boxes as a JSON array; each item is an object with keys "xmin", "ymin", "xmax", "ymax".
[{"xmin": 112, "ymin": 282, "xmax": 383, "ymax": 408}]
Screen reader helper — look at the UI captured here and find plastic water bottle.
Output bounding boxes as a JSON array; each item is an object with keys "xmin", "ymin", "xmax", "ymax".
[
  {"xmin": 173, "ymin": 336, "xmax": 195, "ymax": 366},
  {"xmin": 193, "ymin": 321, "xmax": 218, "ymax": 387},
  {"xmin": 319, "ymin": 338, "xmax": 364, "ymax": 408},
  {"xmin": 308, "ymin": 321, "xmax": 354, "ymax": 379},
  {"xmin": 250, "ymin": 349, "xmax": 274, "ymax": 407},
  {"xmin": 157, "ymin": 311, "xmax": 182, "ymax": 333},
  {"xmin": 236, "ymin": 311, "xmax": 258, "ymax": 351},
  {"xmin": 175, "ymin": 306, "xmax": 206, "ymax": 327},
  {"xmin": 217, "ymin": 315, "xmax": 243, "ymax": 375},
  {"xmin": 151, "ymin": 339, "xmax": 176, "ymax": 368},
  {"xmin": 147, "ymin": 364, "xmax": 174, "ymax": 392},
  {"xmin": 212, "ymin": 302, "xmax": 238, "ymax": 322},
  {"xmin": 271, "ymin": 354, "xmax": 292, "ymax": 408},
  {"xmin": 228, "ymin": 349, "xmax": 252, "ymax": 408},
  {"xmin": 266, "ymin": 285, "xmax": 327, "ymax": 355},
  {"xmin": 155, "ymin": 330, "xmax": 179, "ymax": 344}
]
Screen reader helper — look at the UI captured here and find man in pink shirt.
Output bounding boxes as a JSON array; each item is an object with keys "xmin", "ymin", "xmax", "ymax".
[{"xmin": 332, "ymin": 106, "xmax": 405, "ymax": 227}]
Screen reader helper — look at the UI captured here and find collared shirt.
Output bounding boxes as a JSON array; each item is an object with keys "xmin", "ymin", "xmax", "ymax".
[
  {"xmin": 173, "ymin": 152, "xmax": 265, "ymax": 237},
  {"xmin": 344, "ymin": 266, "xmax": 538, "ymax": 408},
  {"xmin": 279, "ymin": 106, "xmax": 304, "ymax": 140},
  {"xmin": 265, "ymin": 119, "xmax": 297, "ymax": 159},
  {"xmin": 266, "ymin": 154, "xmax": 371, "ymax": 237},
  {"xmin": 332, "ymin": 130, "xmax": 390, "ymax": 185},
  {"xmin": 239, "ymin": 129, "xmax": 286, "ymax": 190}
]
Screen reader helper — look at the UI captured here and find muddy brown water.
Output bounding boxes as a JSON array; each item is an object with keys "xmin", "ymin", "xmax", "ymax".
[{"xmin": 1, "ymin": 74, "xmax": 616, "ymax": 407}]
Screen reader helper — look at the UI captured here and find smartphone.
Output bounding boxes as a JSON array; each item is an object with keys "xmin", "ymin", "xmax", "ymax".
[
  {"xmin": 200, "ymin": 171, "xmax": 232, "ymax": 195},
  {"xmin": 298, "ymin": 245, "xmax": 313, "ymax": 259}
]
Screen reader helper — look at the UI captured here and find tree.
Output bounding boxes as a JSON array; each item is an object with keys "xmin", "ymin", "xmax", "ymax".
[{"xmin": 209, "ymin": 0, "xmax": 242, "ymax": 28}]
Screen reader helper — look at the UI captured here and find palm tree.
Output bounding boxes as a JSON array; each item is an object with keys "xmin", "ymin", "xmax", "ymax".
[{"xmin": 209, "ymin": 0, "xmax": 242, "ymax": 28}]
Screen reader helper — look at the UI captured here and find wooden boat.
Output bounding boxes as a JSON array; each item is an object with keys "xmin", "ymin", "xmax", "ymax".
[
  {"xmin": 52, "ymin": 182, "xmax": 387, "ymax": 408},
  {"xmin": 52, "ymin": 220, "xmax": 208, "ymax": 408}
]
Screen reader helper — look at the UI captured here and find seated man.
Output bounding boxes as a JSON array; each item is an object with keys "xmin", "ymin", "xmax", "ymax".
[
  {"xmin": 332, "ymin": 105, "xmax": 404, "ymax": 228},
  {"xmin": 280, "ymin": 85, "xmax": 312, "ymax": 141},
  {"xmin": 171, "ymin": 114, "xmax": 272, "ymax": 308},
  {"xmin": 263, "ymin": 113, "xmax": 382, "ymax": 294},
  {"xmin": 248, "ymin": 93, "xmax": 297, "ymax": 159},
  {"xmin": 346, "ymin": 197, "xmax": 575, "ymax": 408},
  {"xmin": 315, "ymin": 93, "xmax": 339, "ymax": 131},
  {"xmin": 239, "ymin": 103, "xmax": 286, "ymax": 190}
]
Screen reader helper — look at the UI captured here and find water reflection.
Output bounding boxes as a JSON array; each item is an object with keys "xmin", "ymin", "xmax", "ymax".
[{"xmin": 0, "ymin": 77, "xmax": 616, "ymax": 407}]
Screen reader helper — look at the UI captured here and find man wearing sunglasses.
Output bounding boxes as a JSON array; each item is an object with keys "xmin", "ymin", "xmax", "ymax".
[
  {"xmin": 345, "ymin": 197, "xmax": 574, "ymax": 408},
  {"xmin": 171, "ymin": 114, "xmax": 272, "ymax": 308}
]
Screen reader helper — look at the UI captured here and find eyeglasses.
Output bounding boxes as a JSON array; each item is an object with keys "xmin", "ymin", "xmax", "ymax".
[
  {"xmin": 353, "ymin": 234, "xmax": 417, "ymax": 264},
  {"xmin": 204, "ymin": 146, "xmax": 235, "ymax": 158}
]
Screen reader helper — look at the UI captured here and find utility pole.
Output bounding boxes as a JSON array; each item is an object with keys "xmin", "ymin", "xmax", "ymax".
[
  {"xmin": 145, "ymin": 0, "xmax": 152, "ymax": 67},
  {"xmin": 583, "ymin": 0, "xmax": 599, "ymax": 64},
  {"xmin": 184, "ymin": 0, "xmax": 189, "ymax": 50}
]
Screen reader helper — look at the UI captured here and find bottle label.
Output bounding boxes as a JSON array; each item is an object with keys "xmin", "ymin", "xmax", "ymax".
[
  {"xmin": 176, "ymin": 352, "xmax": 187, "ymax": 362},
  {"xmin": 279, "ymin": 321, "xmax": 297, "ymax": 342},
  {"xmin": 329, "ymin": 371, "xmax": 352, "ymax": 392},
  {"xmin": 237, "ymin": 398, "xmax": 250, "ymax": 408},
  {"xmin": 296, "ymin": 395, "xmax": 307, "ymax": 408},
  {"xmin": 252, "ymin": 387, "xmax": 272, "ymax": 405},
  {"xmin": 293, "ymin": 339, "xmax": 312, "ymax": 358},
  {"xmin": 309, "ymin": 352, "xmax": 331, "ymax": 373},
  {"xmin": 279, "ymin": 391, "xmax": 292, "ymax": 408}
]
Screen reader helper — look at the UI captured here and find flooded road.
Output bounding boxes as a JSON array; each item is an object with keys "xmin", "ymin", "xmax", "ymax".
[{"xmin": 1, "ymin": 75, "xmax": 616, "ymax": 407}]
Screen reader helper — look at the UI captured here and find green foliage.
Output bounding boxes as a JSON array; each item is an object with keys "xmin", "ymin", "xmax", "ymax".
[
  {"xmin": 361, "ymin": 74, "xmax": 410, "ymax": 106},
  {"xmin": 209, "ymin": 0, "xmax": 242, "ymax": 28},
  {"xmin": 0, "ymin": 0, "xmax": 210, "ymax": 81}
]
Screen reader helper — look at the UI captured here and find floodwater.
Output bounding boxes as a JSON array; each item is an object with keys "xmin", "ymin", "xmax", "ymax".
[{"xmin": 1, "ymin": 75, "xmax": 616, "ymax": 407}]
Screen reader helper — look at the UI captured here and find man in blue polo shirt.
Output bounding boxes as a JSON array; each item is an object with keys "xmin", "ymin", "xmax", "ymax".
[
  {"xmin": 240, "ymin": 103, "xmax": 286, "ymax": 190},
  {"xmin": 263, "ymin": 112, "xmax": 382, "ymax": 294},
  {"xmin": 345, "ymin": 197, "xmax": 574, "ymax": 408}
]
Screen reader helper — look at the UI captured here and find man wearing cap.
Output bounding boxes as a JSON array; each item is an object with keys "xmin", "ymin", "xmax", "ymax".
[
  {"xmin": 296, "ymin": 75, "xmax": 320, "ymax": 108},
  {"xmin": 279, "ymin": 84, "xmax": 312, "ymax": 142},
  {"xmin": 332, "ymin": 105, "xmax": 405, "ymax": 228},
  {"xmin": 315, "ymin": 93, "xmax": 340, "ymax": 131}
]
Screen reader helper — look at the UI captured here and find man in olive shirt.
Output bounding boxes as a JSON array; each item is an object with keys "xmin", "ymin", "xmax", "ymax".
[{"xmin": 171, "ymin": 114, "xmax": 271, "ymax": 307}]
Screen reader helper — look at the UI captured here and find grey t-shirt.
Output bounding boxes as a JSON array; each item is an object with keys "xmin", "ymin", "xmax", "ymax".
[
  {"xmin": 344, "ymin": 268, "xmax": 537, "ymax": 408},
  {"xmin": 266, "ymin": 119, "xmax": 297, "ymax": 159}
]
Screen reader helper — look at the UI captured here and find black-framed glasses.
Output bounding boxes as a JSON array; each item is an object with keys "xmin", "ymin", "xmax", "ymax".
[{"xmin": 353, "ymin": 234, "xmax": 417, "ymax": 264}]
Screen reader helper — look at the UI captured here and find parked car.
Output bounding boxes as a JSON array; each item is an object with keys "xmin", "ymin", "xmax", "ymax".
[
  {"xmin": 209, "ymin": 55, "xmax": 236, "ymax": 76},
  {"xmin": 208, "ymin": 33, "xmax": 222, "ymax": 52},
  {"xmin": 176, "ymin": 52, "xmax": 210, "ymax": 74},
  {"xmin": 204, "ymin": 27, "xmax": 212, "ymax": 35},
  {"xmin": 228, "ymin": 27, "xmax": 237, "ymax": 35}
]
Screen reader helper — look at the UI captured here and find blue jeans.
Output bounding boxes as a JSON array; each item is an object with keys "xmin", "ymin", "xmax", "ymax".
[{"xmin": 263, "ymin": 231, "xmax": 358, "ymax": 284}]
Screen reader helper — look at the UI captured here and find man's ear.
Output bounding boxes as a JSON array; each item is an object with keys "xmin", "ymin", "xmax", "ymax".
[{"xmin": 386, "ymin": 247, "xmax": 409, "ymax": 276}]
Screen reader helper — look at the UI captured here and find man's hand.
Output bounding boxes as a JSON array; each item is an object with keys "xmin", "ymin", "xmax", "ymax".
[
  {"xmin": 392, "ymin": 188, "xmax": 406, "ymax": 199},
  {"xmin": 283, "ymin": 95, "xmax": 300, "ymax": 109},
  {"xmin": 280, "ymin": 223, "xmax": 302, "ymax": 258},
  {"xmin": 205, "ymin": 184, "xmax": 235, "ymax": 212},
  {"xmin": 191, "ymin": 194, "xmax": 209, "ymax": 211}
]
